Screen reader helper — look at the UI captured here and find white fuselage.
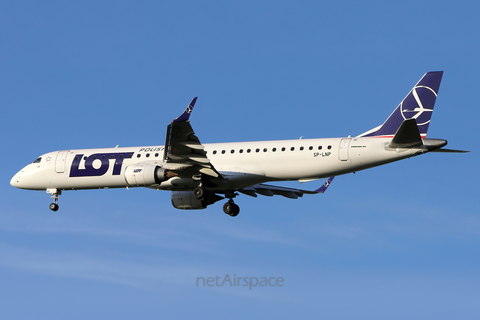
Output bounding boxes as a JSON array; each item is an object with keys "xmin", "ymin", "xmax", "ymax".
[{"xmin": 10, "ymin": 136, "xmax": 421, "ymax": 192}]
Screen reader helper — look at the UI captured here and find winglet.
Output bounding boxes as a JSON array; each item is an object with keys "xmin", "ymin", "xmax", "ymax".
[
  {"xmin": 314, "ymin": 176, "xmax": 335, "ymax": 193},
  {"xmin": 172, "ymin": 97, "xmax": 198, "ymax": 123}
]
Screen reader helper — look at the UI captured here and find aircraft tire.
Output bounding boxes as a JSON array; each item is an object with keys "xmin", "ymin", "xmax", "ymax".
[
  {"xmin": 223, "ymin": 201, "xmax": 233, "ymax": 215},
  {"xmin": 231, "ymin": 204, "xmax": 240, "ymax": 217},
  {"xmin": 193, "ymin": 187, "xmax": 205, "ymax": 199},
  {"xmin": 223, "ymin": 201, "xmax": 240, "ymax": 217},
  {"xmin": 49, "ymin": 203, "xmax": 59, "ymax": 211}
]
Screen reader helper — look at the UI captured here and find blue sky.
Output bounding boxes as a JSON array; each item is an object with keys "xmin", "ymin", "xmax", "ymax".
[{"xmin": 1, "ymin": 1, "xmax": 479, "ymax": 319}]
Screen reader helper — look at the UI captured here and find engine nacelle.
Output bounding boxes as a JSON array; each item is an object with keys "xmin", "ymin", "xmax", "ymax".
[
  {"xmin": 124, "ymin": 164, "xmax": 167, "ymax": 186},
  {"xmin": 171, "ymin": 190, "xmax": 224, "ymax": 210},
  {"xmin": 171, "ymin": 191, "xmax": 207, "ymax": 210}
]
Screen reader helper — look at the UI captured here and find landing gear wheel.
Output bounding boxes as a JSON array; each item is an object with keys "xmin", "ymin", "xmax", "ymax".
[
  {"xmin": 231, "ymin": 204, "xmax": 240, "ymax": 217},
  {"xmin": 223, "ymin": 201, "xmax": 233, "ymax": 215},
  {"xmin": 46, "ymin": 188, "xmax": 61, "ymax": 212},
  {"xmin": 193, "ymin": 187, "xmax": 205, "ymax": 199},
  {"xmin": 223, "ymin": 201, "xmax": 240, "ymax": 217}
]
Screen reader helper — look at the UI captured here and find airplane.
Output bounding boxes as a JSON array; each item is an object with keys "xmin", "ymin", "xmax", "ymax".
[{"xmin": 10, "ymin": 71, "xmax": 467, "ymax": 217}]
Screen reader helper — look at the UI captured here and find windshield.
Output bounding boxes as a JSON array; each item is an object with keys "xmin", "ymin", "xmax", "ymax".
[{"xmin": 32, "ymin": 157, "xmax": 42, "ymax": 164}]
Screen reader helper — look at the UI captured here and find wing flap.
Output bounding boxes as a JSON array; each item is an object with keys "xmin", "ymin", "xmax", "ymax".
[
  {"xmin": 253, "ymin": 188, "xmax": 274, "ymax": 197},
  {"xmin": 238, "ymin": 188, "xmax": 258, "ymax": 197},
  {"xmin": 179, "ymin": 142, "xmax": 205, "ymax": 150},
  {"xmin": 199, "ymin": 168, "xmax": 219, "ymax": 178},
  {"xmin": 239, "ymin": 177, "xmax": 335, "ymax": 198},
  {"xmin": 186, "ymin": 156, "xmax": 211, "ymax": 164}
]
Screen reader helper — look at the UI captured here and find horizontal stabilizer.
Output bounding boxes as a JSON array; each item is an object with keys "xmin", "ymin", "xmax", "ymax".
[
  {"xmin": 388, "ymin": 119, "xmax": 423, "ymax": 148},
  {"xmin": 430, "ymin": 148, "xmax": 470, "ymax": 153}
]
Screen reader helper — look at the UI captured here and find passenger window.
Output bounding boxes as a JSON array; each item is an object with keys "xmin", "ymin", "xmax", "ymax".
[
  {"xmin": 300, "ymin": 146, "xmax": 304, "ymax": 151},
  {"xmin": 291, "ymin": 147, "xmax": 295, "ymax": 151},
  {"xmin": 318, "ymin": 146, "xmax": 322, "ymax": 150},
  {"xmin": 263, "ymin": 148, "xmax": 267, "ymax": 152},
  {"xmin": 146, "ymin": 153, "xmax": 150, "ymax": 157},
  {"xmin": 328, "ymin": 145, "xmax": 332, "ymax": 150},
  {"xmin": 155, "ymin": 153, "xmax": 159, "ymax": 157},
  {"xmin": 239, "ymin": 149, "xmax": 243, "ymax": 153},
  {"xmin": 272, "ymin": 148, "xmax": 276, "ymax": 152},
  {"xmin": 213, "ymin": 150, "xmax": 217, "ymax": 154},
  {"xmin": 281, "ymin": 147, "xmax": 286, "ymax": 151},
  {"xmin": 247, "ymin": 149, "xmax": 251, "ymax": 153},
  {"xmin": 256, "ymin": 148, "xmax": 260, "ymax": 153},
  {"xmin": 309, "ymin": 146, "xmax": 313, "ymax": 150},
  {"xmin": 137, "ymin": 154, "xmax": 141, "ymax": 158},
  {"xmin": 231, "ymin": 150, "xmax": 235, "ymax": 154},
  {"xmin": 222, "ymin": 150, "xmax": 226, "ymax": 154}
]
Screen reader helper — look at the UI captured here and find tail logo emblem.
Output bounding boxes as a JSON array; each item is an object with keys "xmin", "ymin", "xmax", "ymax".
[{"xmin": 400, "ymin": 85, "xmax": 437, "ymax": 126}]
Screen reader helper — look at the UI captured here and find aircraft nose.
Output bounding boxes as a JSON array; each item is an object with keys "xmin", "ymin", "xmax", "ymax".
[{"xmin": 10, "ymin": 172, "xmax": 20, "ymax": 187}]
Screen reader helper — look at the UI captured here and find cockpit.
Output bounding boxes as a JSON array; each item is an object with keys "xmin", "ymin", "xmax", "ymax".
[{"xmin": 32, "ymin": 157, "xmax": 42, "ymax": 164}]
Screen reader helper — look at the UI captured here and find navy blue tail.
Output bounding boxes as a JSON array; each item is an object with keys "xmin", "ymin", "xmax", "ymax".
[{"xmin": 359, "ymin": 71, "xmax": 444, "ymax": 138}]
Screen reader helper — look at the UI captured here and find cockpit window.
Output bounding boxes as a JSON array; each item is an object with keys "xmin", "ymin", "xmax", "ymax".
[{"xmin": 32, "ymin": 157, "xmax": 42, "ymax": 164}]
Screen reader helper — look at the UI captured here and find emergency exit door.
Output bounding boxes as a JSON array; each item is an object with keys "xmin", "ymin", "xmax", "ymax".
[{"xmin": 338, "ymin": 139, "xmax": 351, "ymax": 161}]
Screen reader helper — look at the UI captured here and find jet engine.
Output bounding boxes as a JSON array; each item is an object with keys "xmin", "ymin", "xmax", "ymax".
[
  {"xmin": 171, "ymin": 190, "xmax": 224, "ymax": 210},
  {"xmin": 124, "ymin": 164, "xmax": 168, "ymax": 186}
]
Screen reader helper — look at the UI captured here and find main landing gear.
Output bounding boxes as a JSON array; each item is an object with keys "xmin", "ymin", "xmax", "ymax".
[
  {"xmin": 193, "ymin": 186, "xmax": 240, "ymax": 217},
  {"xmin": 46, "ymin": 188, "xmax": 61, "ymax": 212},
  {"xmin": 223, "ymin": 199, "xmax": 240, "ymax": 217},
  {"xmin": 222, "ymin": 190, "xmax": 240, "ymax": 217}
]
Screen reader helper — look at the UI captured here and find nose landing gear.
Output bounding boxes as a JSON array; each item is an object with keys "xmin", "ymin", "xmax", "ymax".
[{"xmin": 46, "ymin": 188, "xmax": 61, "ymax": 211}]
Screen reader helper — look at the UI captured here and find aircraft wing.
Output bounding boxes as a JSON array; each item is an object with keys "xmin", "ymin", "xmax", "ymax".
[
  {"xmin": 163, "ymin": 97, "xmax": 222, "ymax": 178},
  {"xmin": 238, "ymin": 177, "xmax": 335, "ymax": 199}
]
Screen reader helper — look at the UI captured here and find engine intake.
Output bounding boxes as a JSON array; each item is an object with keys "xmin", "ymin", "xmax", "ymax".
[{"xmin": 124, "ymin": 164, "xmax": 168, "ymax": 186}]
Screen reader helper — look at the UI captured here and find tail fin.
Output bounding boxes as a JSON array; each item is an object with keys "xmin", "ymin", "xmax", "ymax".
[{"xmin": 358, "ymin": 71, "xmax": 444, "ymax": 138}]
